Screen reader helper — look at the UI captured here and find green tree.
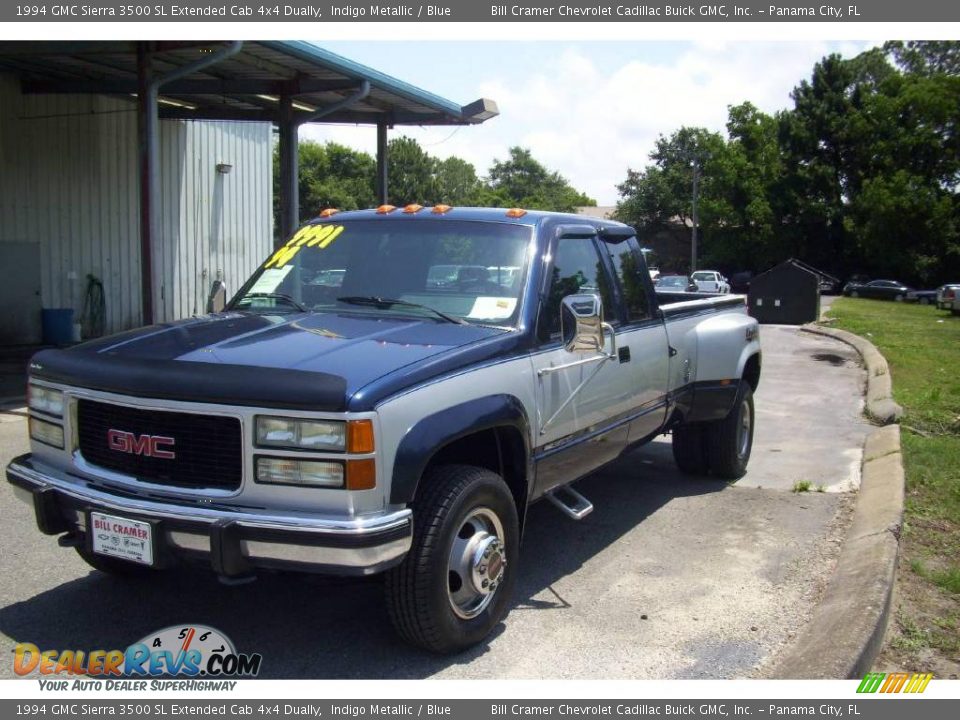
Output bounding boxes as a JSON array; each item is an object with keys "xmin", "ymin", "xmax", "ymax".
[
  {"xmin": 884, "ymin": 40, "xmax": 960, "ymax": 76},
  {"xmin": 434, "ymin": 156, "xmax": 481, "ymax": 205},
  {"xmin": 387, "ymin": 136, "xmax": 438, "ymax": 205},
  {"xmin": 614, "ymin": 42, "xmax": 960, "ymax": 283},
  {"xmin": 272, "ymin": 140, "xmax": 375, "ymax": 235},
  {"xmin": 780, "ymin": 46, "xmax": 960, "ymax": 281},
  {"xmin": 485, "ymin": 147, "xmax": 596, "ymax": 212}
]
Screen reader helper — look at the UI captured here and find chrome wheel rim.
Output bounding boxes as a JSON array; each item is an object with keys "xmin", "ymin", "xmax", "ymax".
[
  {"xmin": 737, "ymin": 397, "xmax": 752, "ymax": 458},
  {"xmin": 447, "ymin": 507, "xmax": 506, "ymax": 620}
]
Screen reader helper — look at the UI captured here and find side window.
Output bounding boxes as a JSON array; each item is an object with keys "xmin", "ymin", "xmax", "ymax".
[
  {"xmin": 538, "ymin": 238, "xmax": 613, "ymax": 343},
  {"xmin": 607, "ymin": 239, "xmax": 652, "ymax": 323}
]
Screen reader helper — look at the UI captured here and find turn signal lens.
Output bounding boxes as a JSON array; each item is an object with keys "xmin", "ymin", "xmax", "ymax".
[
  {"xmin": 347, "ymin": 419, "xmax": 375, "ymax": 454},
  {"xmin": 376, "ymin": 204, "xmax": 396, "ymax": 214},
  {"xmin": 346, "ymin": 459, "xmax": 377, "ymax": 490},
  {"xmin": 319, "ymin": 208, "xmax": 339, "ymax": 218},
  {"xmin": 505, "ymin": 208, "xmax": 527, "ymax": 218},
  {"xmin": 432, "ymin": 204, "xmax": 452, "ymax": 214},
  {"xmin": 402, "ymin": 204, "xmax": 423, "ymax": 214}
]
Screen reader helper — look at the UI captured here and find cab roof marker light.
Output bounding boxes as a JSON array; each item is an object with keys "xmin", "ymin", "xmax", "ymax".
[
  {"xmin": 403, "ymin": 204, "xmax": 424, "ymax": 214},
  {"xmin": 319, "ymin": 208, "xmax": 339, "ymax": 218},
  {"xmin": 505, "ymin": 208, "xmax": 527, "ymax": 218},
  {"xmin": 432, "ymin": 204, "xmax": 452, "ymax": 214},
  {"xmin": 376, "ymin": 204, "xmax": 397, "ymax": 214}
]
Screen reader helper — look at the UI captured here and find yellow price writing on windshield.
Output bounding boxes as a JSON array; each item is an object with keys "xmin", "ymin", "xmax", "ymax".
[{"xmin": 265, "ymin": 224, "xmax": 345, "ymax": 268}]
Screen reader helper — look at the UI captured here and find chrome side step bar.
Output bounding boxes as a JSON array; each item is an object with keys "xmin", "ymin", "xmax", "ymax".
[{"xmin": 546, "ymin": 485, "xmax": 594, "ymax": 521}]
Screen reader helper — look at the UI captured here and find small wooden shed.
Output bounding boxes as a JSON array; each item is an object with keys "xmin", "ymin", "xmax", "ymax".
[{"xmin": 748, "ymin": 259, "xmax": 821, "ymax": 325}]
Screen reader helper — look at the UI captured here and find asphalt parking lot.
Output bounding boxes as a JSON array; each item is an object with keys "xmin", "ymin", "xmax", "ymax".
[{"xmin": 0, "ymin": 325, "xmax": 870, "ymax": 679}]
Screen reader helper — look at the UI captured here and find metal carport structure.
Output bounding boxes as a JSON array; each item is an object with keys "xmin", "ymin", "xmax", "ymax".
[{"xmin": 0, "ymin": 40, "xmax": 498, "ymax": 325}]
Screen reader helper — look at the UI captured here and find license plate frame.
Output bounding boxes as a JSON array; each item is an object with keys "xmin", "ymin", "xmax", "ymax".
[{"xmin": 88, "ymin": 511, "xmax": 156, "ymax": 567}]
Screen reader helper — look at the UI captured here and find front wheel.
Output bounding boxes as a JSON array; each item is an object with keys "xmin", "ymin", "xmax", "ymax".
[
  {"xmin": 850, "ymin": 290, "xmax": 859, "ymax": 298},
  {"xmin": 386, "ymin": 464, "xmax": 519, "ymax": 654},
  {"xmin": 895, "ymin": 294, "xmax": 905, "ymax": 302},
  {"xmin": 704, "ymin": 383, "xmax": 755, "ymax": 479}
]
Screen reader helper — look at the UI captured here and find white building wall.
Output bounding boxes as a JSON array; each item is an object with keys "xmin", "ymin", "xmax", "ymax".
[{"xmin": 0, "ymin": 73, "xmax": 273, "ymax": 340}]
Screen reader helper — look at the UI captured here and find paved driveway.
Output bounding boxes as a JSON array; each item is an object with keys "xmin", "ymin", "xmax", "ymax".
[{"xmin": 0, "ymin": 326, "xmax": 869, "ymax": 679}]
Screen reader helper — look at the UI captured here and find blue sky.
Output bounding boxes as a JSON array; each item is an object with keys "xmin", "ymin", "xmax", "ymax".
[{"xmin": 300, "ymin": 41, "xmax": 876, "ymax": 205}]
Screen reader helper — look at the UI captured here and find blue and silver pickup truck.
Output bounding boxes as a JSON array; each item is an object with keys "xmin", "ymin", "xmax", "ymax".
[{"xmin": 7, "ymin": 206, "xmax": 760, "ymax": 653}]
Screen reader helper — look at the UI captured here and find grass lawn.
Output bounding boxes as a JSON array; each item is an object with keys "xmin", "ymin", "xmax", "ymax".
[{"xmin": 829, "ymin": 298, "xmax": 960, "ymax": 667}]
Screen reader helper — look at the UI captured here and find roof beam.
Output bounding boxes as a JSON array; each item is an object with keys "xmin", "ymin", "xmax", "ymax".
[
  {"xmin": 156, "ymin": 105, "xmax": 467, "ymax": 126},
  {"xmin": 22, "ymin": 77, "xmax": 363, "ymax": 96},
  {"xmin": 0, "ymin": 41, "xmax": 136, "ymax": 57},
  {"xmin": 158, "ymin": 107, "xmax": 280, "ymax": 122}
]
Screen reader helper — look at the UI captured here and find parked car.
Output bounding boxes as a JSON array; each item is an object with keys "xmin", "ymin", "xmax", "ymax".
[
  {"xmin": 655, "ymin": 274, "xmax": 699, "ymax": 293},
  {"xmin": 936, "ymin": 284, "xmax": 960, "ymax": 311},
  {"xmin": 729, "ymin": 271, "xmax": 753, "ymax": 294},
  {"xmin": 906, "ymin": 289, "xmax": 938, "ymax": 305},
  {"xmin": 691, "ymin": 270, "xmax": 731, "ymax": 294},
  {"xmin": 8, "ymin": 207, "xmax": 761, "ymax": 654},
  {"xmin": 842, "ymin": 279, "xmax": 912, "ymax": 301},
  {"xmin": 818, "ymin": 277, "xmax": 842, "ymax": 295}
]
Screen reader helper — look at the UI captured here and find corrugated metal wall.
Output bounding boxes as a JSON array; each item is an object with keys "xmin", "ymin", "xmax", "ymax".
[
  {"xmin": 0, "ymin": 74, "xmax": 142, "ymax": 335},
  {"xmin": 0, "ymin": 73, "xmax": 272, "ymax": 339},
  {"xmin": 156, "ymin": 121, "xmax": 273, "ymax": 321}
]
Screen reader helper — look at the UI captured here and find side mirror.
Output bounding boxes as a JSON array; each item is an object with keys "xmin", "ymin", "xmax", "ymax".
[
  {"xmin": 207, "ymin": 280, "xmax": 227, "ymax": 314},
  {"xmin": 561, "ymin": 293, "xmax": 605, "ymax": 353}
]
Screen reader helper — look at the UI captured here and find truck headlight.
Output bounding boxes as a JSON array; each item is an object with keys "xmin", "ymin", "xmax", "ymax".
[
  {"xmin": 28, "ymin": 384, "xmax": 64, "ymax": 417},
  {"xmin": 256, "ymin": 416, "xmax": 346, "ymax": 451},
  {"xmin": 30, "ymin": 417, "xmax": 64, "ymax": 449},
  {"xmin": 255, "ymin": 457, "xmax": 344, "ymax": 487}
]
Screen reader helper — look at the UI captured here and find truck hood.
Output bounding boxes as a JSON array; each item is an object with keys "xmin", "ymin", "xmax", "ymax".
[{"xmin": 29, "ymin": 311, "xmax": 517, "ymax": 412}]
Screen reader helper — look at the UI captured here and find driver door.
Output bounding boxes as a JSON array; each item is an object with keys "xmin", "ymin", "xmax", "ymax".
[{"xmin": 530, "ymin": 236, "xmax": 635, "ymax": 498}]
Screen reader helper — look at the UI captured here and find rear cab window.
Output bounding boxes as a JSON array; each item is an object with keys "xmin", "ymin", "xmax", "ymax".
[{"xmin": 604, "ymin": 237, "xmax": 654, "ymax": 324}]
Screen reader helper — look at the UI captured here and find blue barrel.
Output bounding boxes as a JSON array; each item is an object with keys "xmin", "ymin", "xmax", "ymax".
[{"xmin": 42, "ymin": 308, "xmax": 75, "ymax": 345}]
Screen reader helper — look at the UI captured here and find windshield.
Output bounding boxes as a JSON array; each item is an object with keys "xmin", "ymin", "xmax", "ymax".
[
  {"xmin": 658, "ymin": 276, "xmax": 688, "ymax": 288},
  {"xmin": 231, "ymin": 220, "xmax": 533, "ymax": 325},
  {"xmin": 691, "ymin": 272, "xmax": 714, "ymax": 281}
]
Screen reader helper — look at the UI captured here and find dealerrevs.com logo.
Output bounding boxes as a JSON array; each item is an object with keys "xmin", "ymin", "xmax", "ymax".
[{"xmin": 14, "ymin": 625, "xmax": 262, "ymax": 689}]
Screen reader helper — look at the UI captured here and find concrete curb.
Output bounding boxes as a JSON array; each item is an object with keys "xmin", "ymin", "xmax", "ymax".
[
  {"xmin": 771, "ymin": 425, "xmax": 904, "ymax": 678},
  {"xmin": 800, "ymin": 324, "xmax": 904, "ymax": 425},
  {"xmin": 771, "ymin": 324, "xmax": 907, "ymax": 678}
]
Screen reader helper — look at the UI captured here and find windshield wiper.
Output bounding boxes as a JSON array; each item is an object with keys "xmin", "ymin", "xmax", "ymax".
[
  {"xmin": 337, "ymin": 296, "xmax": 468, "ymax": 325},
  {"xmin": 237, "ymin": 292, "xmax": 308, "ymax": 312}
]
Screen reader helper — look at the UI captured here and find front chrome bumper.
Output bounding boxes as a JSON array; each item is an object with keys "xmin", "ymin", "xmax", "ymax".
[{"xmin": 6, "ymin": 454, "xmax": 412, "ymax": 578}]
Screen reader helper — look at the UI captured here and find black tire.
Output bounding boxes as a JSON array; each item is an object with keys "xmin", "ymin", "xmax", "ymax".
[
  {"xmin": 850, "ymin": 290, "xmax": 859, "ymax": 298},
  {"xmin": 385, "ymin": 464, "xmax": 519, "ymax": 654},
  {"xmin": 704, "ymin": 383, "xmax": 755, "ymax": 480},
  {"xmin": 75, "ymin": 547, "xmax": 154, "ymax": 577},
  {"xmin": 919, "ymin": 297, "xmax": 930, "ymax": 306},
  {"xmin": 672, "ymin": 423, "xmax": 710, "ymax": 475},
  {"xmin": 895, "ymin": 294, "xmax": 905, "ymax": 302}
]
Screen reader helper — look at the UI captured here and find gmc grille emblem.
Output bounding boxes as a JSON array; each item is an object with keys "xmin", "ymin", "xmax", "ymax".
[{"xmin": 107, "ymin": 429, "xmax": 176, "ymax": 459}]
